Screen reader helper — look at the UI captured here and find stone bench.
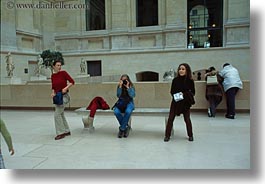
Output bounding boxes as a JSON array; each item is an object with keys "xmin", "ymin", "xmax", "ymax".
[{"xmin": 74, "ymin": 107, "xmax": 173, "ymax": 135}]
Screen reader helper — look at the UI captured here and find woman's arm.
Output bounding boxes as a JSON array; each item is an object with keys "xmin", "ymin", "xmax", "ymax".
[
  {"xmin": 62, "ymin": 82, "xmax": 74, "ymax": 94},
  {"xmin": 170, "ymin": 78, "xmax": 177, "ymax": 96},
  {"xmin": 0, "ymin": 119, "xmax": 14, "ymax": 155},
  {"xmin": 117, "ymin": 87, "xmax": 122, "ymax": 97},
  {"xmin": 190, "ymin": 80, "xmax": 195, "ymax": 96},
  {"xmin": 127, "ymin": 87, "xmax": 135, "ymax": 98},
  {"xmin": 62, "ymin": 71, "xmax": 75, "ymax": 93},
  {"xmin": 51, "ymin": 89, "xmax": 56, "ymax": 98}
]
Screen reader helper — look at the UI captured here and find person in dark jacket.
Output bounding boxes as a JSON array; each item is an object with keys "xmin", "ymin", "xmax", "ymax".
[
  {"xmin": 164, "ymin": 63, "xmax": 195, "ymax": 142},
  {"xmin": 205, "ymin": 66, "xmax": 223, "ymax": 117}
]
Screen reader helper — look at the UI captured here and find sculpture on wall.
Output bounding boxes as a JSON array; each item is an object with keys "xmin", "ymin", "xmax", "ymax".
[
  {"xmin": 163, "ymin": 68, "xmax": 175, "ymax": 81},
  {"xmin": 80, "ymin": 58, "xmax": 86, "ymax": 74},
  {"xmin": 35, "ymin": 55, "xmax": 44, "ymax": 76},
  {"xmin": 6, "ymin": 52, "xmax": 15, "ymax": 77}
]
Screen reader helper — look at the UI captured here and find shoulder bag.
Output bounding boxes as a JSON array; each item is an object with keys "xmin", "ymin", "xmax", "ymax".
[
  {"xmin": 53, "ymin": 91, "xmax": 63, "ymax": 105},
  {"xmin": 113, "ymin": 96, "xmax": 131, "ymax": 113},
  {"xmin": 206, "ymin": 75, "xmax": 218, "ymax": 85}
]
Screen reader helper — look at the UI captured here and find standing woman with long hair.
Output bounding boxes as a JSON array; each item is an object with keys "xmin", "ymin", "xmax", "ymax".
[
  {"xmin": 164, "ymin": 63, "xmax": 195, "ymax": 142},
  {"xmin": 113, "ymin": 74, "xmax": 135, "ymax": 138},
  {"xmin": 205, "ymin": 66, "xmax": 223, "ymax": 117},
  {"xmin": 51, "ymin": 60, "xmax": 75, "ymax": 140}
]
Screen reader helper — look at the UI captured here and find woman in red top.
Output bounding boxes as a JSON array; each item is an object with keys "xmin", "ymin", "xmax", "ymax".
[{"xmin": 51, "ymin": 60, "xmax": 75, "ymax": 140}]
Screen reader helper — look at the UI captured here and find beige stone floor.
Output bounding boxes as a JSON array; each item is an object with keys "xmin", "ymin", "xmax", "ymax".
[{"xmin": 0, "ymin": 109, "xmax": 250, "ymax": 169}]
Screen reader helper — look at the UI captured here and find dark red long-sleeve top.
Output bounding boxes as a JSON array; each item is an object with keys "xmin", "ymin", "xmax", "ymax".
[{"xmin": 51, "ymin": 71, "xmax": 75, "ymax": 93}]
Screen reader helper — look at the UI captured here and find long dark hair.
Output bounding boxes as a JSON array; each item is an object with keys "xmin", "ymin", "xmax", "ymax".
[
  {"xmin": 206, "ymin": 66, "xmax": 216, "ymax": 73},
  {"xmin": 176, "ymin": 63, "xmax": 193, "ymax": 80},
  {"xmin": 119, "ymin": 74, "xmax": 134, "ymax": 88},
  {"xmin": 119, "ymin": 74, "xmax": 134, "ymax": 96}
]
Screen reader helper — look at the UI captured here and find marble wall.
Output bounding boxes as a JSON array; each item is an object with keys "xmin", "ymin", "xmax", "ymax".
[{"xmin": 0, "ymin": 0, "xmax": 250, "ymax": 83}]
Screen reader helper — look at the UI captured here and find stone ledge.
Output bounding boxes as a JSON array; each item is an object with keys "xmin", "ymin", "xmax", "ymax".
[
  {"xmin": 75, "ymin": 107, "xmax": 170, "ymax": 116},
  {"xmin": 0, "ymin": 81, "xmax": 250, "ymax": 110}
]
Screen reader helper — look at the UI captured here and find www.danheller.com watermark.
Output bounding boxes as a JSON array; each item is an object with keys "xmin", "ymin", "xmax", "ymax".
[{"xmin": 5, "ymin": 1, "xmax": 90, "ymax": 10}]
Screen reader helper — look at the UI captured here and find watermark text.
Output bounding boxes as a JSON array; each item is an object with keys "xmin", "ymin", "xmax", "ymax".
[{"xmin": 6, "ymin": 1, "xmax": 90, "ymax": 10}]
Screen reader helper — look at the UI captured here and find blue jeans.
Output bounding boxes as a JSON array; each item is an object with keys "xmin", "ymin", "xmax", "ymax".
[{"xmin": 114, "ymin": 102, "xmax": 134, "ymax": 131}]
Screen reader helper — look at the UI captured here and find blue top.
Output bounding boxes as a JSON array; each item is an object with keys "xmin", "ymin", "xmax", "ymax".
[{"xmin": 117, "ymin": 86, "xmax": 136, "ymax": 104}]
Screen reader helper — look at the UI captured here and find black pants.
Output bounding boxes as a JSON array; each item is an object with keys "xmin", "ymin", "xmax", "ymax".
[
  {"xmin": 225, "ymin": 87, "xmax": 239, "ymax": 116},
  {"xmin": 165, "ymin": 109, "xmax": 193, "ymax": 138}
]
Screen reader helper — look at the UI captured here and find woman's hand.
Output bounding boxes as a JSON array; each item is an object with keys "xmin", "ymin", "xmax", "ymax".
[
  {"xmin": 119, "ymin": 79, "xmax": 130, "ymax": 89},
  {"xmin": 62, "ymin": 83, "xmax": 73, "ymax": 94},
  {"xmin": 119, "ymin": 80, "xmax": 123, "ymax": 88},
  {"xmin": 62, "ymin": 87, "xmax": 68, "ymax": 94},
  {"xmin": 125, "ymin": 80, "xmax": 130, "ymax": 89},
  {"xmin": 9, "ymin": 148, "xmax": 15, "ymax": 156},
  {"xmin": 51, "ymin": 92, "xmax": 56, "ymax": 98}
]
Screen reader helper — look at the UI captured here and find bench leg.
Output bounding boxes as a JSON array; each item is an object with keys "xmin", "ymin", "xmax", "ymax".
[
  {"xmin": 164, "ymin": 117, "xmax": 174, "ymax": 136},
  {"xmin": 128, "ymin": 116, "xmax": 132, "ymax": 129},
  {"xmin": 82, "ymin": 116, "xmax": 95, "ymax": 133}
]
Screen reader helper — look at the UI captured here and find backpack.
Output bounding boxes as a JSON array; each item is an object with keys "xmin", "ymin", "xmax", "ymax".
[{"xmin": 113, "ymin": 96, "xmax": 131, "ymax": 113}]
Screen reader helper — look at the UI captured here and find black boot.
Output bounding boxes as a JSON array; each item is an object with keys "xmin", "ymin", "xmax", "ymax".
[
  {"xmin": 117, "ymin": 129, "xmax": 124, "ymax": 138},
  {"xmin": 225, "ymin": 114, "xmax": 235, "ymax": 119},
  {"xmin": 123, "ymin": 126, "xmax": 131, "ymax": 138},
  {"xmin": 188, "ymin": 136, "xmax": 194, "ymax": 141},
  {"xmin": 164, "ymin": 137, "xmax": 170, "ymax": 142}
]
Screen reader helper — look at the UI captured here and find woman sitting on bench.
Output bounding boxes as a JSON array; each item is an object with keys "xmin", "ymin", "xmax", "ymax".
[{"xmin": 113, "ymin": 74, "xmax": 135, "ymax": 138}]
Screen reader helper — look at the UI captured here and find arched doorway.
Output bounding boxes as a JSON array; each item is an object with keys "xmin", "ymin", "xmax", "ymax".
[{"xmin": 136, "ymin": 71, "xmax": 159, "ymax": 82}]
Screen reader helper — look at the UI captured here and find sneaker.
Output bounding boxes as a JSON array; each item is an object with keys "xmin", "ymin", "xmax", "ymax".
[
  {"xmin": 123, "ymin": 126, "xmax": 131, "ymax": 138},
  {"xmin": 117, "ymin": 129, "xmax": 124, "ymax": 138},
  {"xmin": 55, "ymin": 134, "xmax": 65, "ymax": 140}
]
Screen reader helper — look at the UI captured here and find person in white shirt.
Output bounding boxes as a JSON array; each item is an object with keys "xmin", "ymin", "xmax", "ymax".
[{"xmin": 219, "ymin": 63, "xmax": 243, "ymax": 119}]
